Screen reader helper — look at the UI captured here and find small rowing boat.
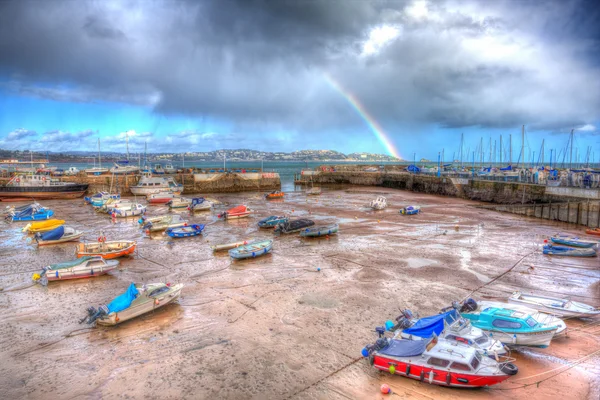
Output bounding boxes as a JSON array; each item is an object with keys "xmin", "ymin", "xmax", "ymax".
[
  {"xmin": 32, "ymin": 225, "xmax": 83, "ymax": 246},
  {"xmin": 211, "ymin": 240, "xmax": 249, "ymax": 252},
  {"xmin": 146, "ymin": 191, "xmax": 176, "ymax": 204},
  {"xmin": 265, "ymin": 191, "xmax": 284, "ymax": 200},
  {"xmin": 6, "ymin": 203, "xmax": 54, "ymax": 221},
  {"xmin": 32, "ymin": 256, "xmax": 119, "ymax": 285},
  {"xmin": 306, "ymin": 187, "xmax": 321, "ymax": 196},
  {"xmin": 585, "ymin": 228, "xmax": 600, "ymax": 236},
  {"xmin": 258, "ymin": 215, "xmax": 288, "ymax": 228},
  {"xmin": 370, "ymin": 196, "xmax": 387, "ymax": 210},
  {"xmin": 218, "ymin": 205, "xmax": 251, "ymax": 220},
  {"xmin": 112, "ymin": 203, "xmax": 146, "ymax": 218},
  {"xmin": 299, "ymin": 223, "xmax": 339, "ymax": 237},
  {"xmin": 76, "ymin": 239, "xmax": 136, "ymax": 259},
  {"xmin": 550, "ymin": 235, "xmax": 597, "ymax": 248},
  {"xmin": 400, "ymin": 205, "xmax": 421, "ymax": 215},
  {"xmin": 229, "ymin": 239, "xmax": 273, "ymax": 259},
  {"xmin": 543, "ymin": 244, "xmax": 596, "ymax": 257},
  {"xmin": 274, "ymin": 218, "xmax": 314, "ymax": 234},
  {"xmin": 166, "ymin": 224, "xmax": 205, "ymax": 238},
  {"xmin": 141, "ymin": 214, "xmax": 187, "ymax": 232},
  {"xmin": 508, "ymin": 291, "xmax": 600, "ymax": 318},
  {"xmin": 167, "ymin": 197, "xmax": 192, "ymax": 209},
  {"xmin": 22, "ymin": 219, "xmax": 65, "ymax": 233}
]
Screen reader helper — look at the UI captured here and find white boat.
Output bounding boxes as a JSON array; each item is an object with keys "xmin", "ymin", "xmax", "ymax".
[
  {"xmin": 32, "ymin": 226, "xmax": 84, "ymax": 246},
  {"xmin": 478, "ymin": 300, "xmax": 567, "ymax": 337},
  {"xmin": 508, "ymin": 292, "xmax": 600, "ymax": 319},
  {"xmin": 85, "ymin": 138, "xmax": 109, "ymax": 175},
  {"xmin": 153, "ymin": 164, "xmax": 165, "ymax": 175},
  {"xmin": 130, "ymin": 172, "xmax": 183, "ymax": 195},
  {"xmin": 64, "ymin": 167, "xmax": 80, "ymax": 176},
  {"xmin": 112, "ymin": 203, "xmax": 146, "ymax": 218},
  {"xmin": 164, "ymin": 163, "xmax": 176, "ymax": 174},
  {"xmin": 109, "ymin": 161, "xmax": 139, "ymax": 175},
  {"xmin": 141, "ymin": 214, "xmax": 187, "ymax": 232},
  {"xmin": 97, "ymin": 199, "xmax": 133, "ymax": 213},
  {"xmin": 370, "ymin": 196, "xmax": 387, "ymax": 210},
  {"xmin": 168, "ymin": 197, "xmax": 191, "ymax": 209}
]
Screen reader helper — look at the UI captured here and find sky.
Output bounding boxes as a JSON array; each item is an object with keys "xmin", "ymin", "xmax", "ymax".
[{"xmin": 0, "ymin": 0, "xmax": 599, "ymax": 161}]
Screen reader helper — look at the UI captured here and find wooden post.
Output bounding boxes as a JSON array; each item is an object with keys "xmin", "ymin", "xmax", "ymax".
[
  {"xmin": 587, "ymin": 200, "xmax": 591, "ymax": 227},
  {"xmin": 596, "ymin": 201, "xmax": 600, "ymax": 228},
  {"xmin": 567, "ymin": 201, "xmax": 570, "ymax": 223},
  {"xmin": 577, "ymin": 202, "xmax": 581, "ymax": 225},
  {"xmin": 549, "ymin": 200, "xmax": 552, "ymax": 220}
]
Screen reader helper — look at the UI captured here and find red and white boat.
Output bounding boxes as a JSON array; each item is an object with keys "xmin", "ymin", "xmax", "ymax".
[
  {"xmin": 364, "ymin": 330, "xmax": 517, "ymax": 388},
  {"xmin": 218, "ymin": 205, "xmax": 252, "ymax": 220},
  {"xmin": 146, "ymin": 191, "xmax": 176, "ymax": 204}
]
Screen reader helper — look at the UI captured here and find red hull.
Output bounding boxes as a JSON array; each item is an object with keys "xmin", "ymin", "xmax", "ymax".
[
  {"xmin": 148, "ymin": 198, "xmax": 172, "ymax": 204},
  {"xmin": 585, "ymin": 229, "xmax": 600, "ymax": 236}
]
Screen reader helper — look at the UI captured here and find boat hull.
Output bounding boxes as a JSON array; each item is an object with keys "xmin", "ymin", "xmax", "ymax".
[
  {"xmin": 36, "ymin": 232, "xmax": 84, "ymax": 246},
  {"xmin": 46, "ymin": 263, "xmax": 118, "ymax": 281},
  {"xmin": 0, "ymin": 186, "xmax": 88, "ymax": 200},
  {"xmin": 76, "ymin": 242, "xmax": 136, "ymax": 259},
  {"xmin": 476, "ymin": 329, "xmax": 556, "ymax": 347},
  {"xmin": 229, "ymin": 240, "xmax": 273, "ymax": 259}
]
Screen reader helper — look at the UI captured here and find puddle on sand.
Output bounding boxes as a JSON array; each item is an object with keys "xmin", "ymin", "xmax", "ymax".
[
  {"xmin": 459, "ymin": 248, "xmax": 491, "ymax": 282},
  {"xmin": 405, "ymin": 258, "xmax": 438, "ymax": 268}
]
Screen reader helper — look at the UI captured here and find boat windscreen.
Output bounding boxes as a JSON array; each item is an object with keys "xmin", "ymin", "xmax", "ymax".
[
  {"xmin": 526, "ymin": 317, "xmax": 537, "ymax": 327},
  {"xmin": 470, "ymin": 352, "xmax": 481, "ymax": 370}
]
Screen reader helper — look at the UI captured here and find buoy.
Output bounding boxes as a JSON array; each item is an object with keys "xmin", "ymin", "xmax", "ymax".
[
  {"xmin": 389, "ymin": 364, "xmax": 396, "ymax": 375},
  {"xmin": 377, "ymin": 220, "xmax": 380, "ymax": 223},
  {"xmin": 454, "ymin": 225, "xmax": 459, "ymax": 231},
  {"xmin": 543, "ymin": 239, "xmax": 548, "ymax": 243},
  {"xmin": 361, "ymin": 347, "xmax": 369, "ymax": 357},
  {"xmin": 385, "ymin": 320, "xmax": 394, "ymax": 331},
  {"xmin": 380, "ymin": 384, "xmax": 391, "ymax": 394},
  {"xmin": 317, "ymin": 267, "xmax": 321, "ymax": 272}
]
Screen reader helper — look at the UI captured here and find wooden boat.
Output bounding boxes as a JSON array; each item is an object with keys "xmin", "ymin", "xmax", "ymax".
[
  {"xmin": 400, "ymin": 205, "xmax": 421, "ymax": 215},
  {"xmin": 258, "ymin": 215, "xmax": 288, "ymax": 228},
  {"xmin": 146, "ymin": 191, "xmax": 176, "ymax": 204},
  {"xmin": 229, "ymin": 239, "xmax": 273, "ymax": 259},
  {"xmin": 370, "ymin": 196, "xmax": 387, "ymax": 210},
  {"xmin": 0, "ymin": 174, "xmax": 88, "ymax": 200},
  {"xmin": 189, "ymin": 197, "xmax": 211, "ymax": 212},
  {"xmin": 76, "ymin": 240, "xmax": 136, "ymax": 259},
  {"xmin": 550, "ymin": 235, "xmax": 597, "ymax": 248},
  {"xmin": 274, "ymin": 218, "xmax": 314, "ymax": 234},
  {"xmin": 22, "ymin": 219, "xmax": 65, "ymax": 233},
  {"xmin": 32, "ymin": 226, "xmax": 83, "ymax": 246},
  {"xmin": 167, "ymin": 197, "xmax": 191, "ymax": 209},
  {"xmin": 218, "ymin": 205, "xmax": 251, "ymax": 220},
  {"xmin": 543, "ymin": 244, "xmax": 596, "ymax": 257},
  {"xmin": 112, "ymin": 203, "xmax": 146, "ymax": 218},
  {"xmin": 166, "ymin": 224, "xmax": 205, "ymax": 238},
  {"xmin": 265, "ymin": 191, "xmax": 284, "ymax": 200},
  {"xmin": 299, "ymin": 223, "xmax": 339, "ymax": 237},
  {"xmin": 585, "ymin": 228, "xmax": 600, "ymax": 236},
  {"xmin": 141, "ymin": 214, "xmax": 187, "ymax": 232},
  {"xmin": 508, "ymin": 291, "xmax": 600, "ymax": 318},
  {"xmin": 80, "ymin": 282, "xmax": 183, "ymax": 326},
  {"xmin": 32, "ymin": 256, "xmax": 119, "ymax": 285},
  {"xmin": 211, "ymin": 240, "xmax": 249, "ymax": 252},
  {"xmin": 306, "ymin": 187, "xmax": 321, "ymax": 196},
  {"xmin": 363, "ymin": 332, "xmax": 517, "ymax": 388}
]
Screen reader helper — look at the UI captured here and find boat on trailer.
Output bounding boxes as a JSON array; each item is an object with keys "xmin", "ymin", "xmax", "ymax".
[
  {"xmin": 228, "ymin": 239, "xmax": 273, "ymax": 259},
  {"xmin": 32, "ymin": 256, "xmax": 119, "ymax": 285},
  {"xmin": 508, "ymin": 291, "xmax": 600, "ymax": 318},
  {"xmin": 299, "ymin": 223, "xmax": 339, "ymax": 237}
]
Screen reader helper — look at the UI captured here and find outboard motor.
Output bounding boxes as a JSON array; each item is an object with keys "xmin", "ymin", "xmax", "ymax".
[
  {"xmin": 79, "ymin": 305, "xmax": 109, "ymax": 325},
  {"xmin": 394, "ymin": 315, "xmax": 412, "ymax": 331},
  {"xmin": 460, "ymin": 298, "xmax": 478, "ymax": 313},
  {"xmin": 402, "ymin": 309, "xmax": 414, "ymax": 320}
]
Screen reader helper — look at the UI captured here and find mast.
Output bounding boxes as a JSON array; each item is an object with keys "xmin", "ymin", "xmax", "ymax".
[
  {"xmin": 126, "ymin": 134, "xmax": 130, "ymax": 161},
  {"xmin": 541, "ymin": 139, "xmax": 545, "ymax": 166},
  {"xmin": 459, "ymin": 133, "xmax": 463, "ymax": 168},
  {"xmin": 98, "ymin": 138, "xmax": 102, "ymax": 169},
  {"xmin": 480, "ymin": 137, "xmax": 483, "ymax": 165},
  {"xmin": 489, "ymin": 138, "xmax": 492, "ymax": 165},
  {"xmin": 493, "ymin": 140, "xmax": 496, "ymax": 166},
  {"xmin": 520, "ymin": 125, "xmax": 524, "ymax": 169},
  {"xmin": 509, "ymin": 134, "xmax": 512, "ymax": 165},
  {"xmin": 500, "ymin": 135, "xmax": 503, "ymax": 165},
  {"xmin": 569, "ymin": 128, "xmax": 574, "ymax": 168}
]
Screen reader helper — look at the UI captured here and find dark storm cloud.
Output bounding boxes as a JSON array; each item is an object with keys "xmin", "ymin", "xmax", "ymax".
[{"xmin": 0, "ymin": 0, "xmax": 598, "ymax": 135}]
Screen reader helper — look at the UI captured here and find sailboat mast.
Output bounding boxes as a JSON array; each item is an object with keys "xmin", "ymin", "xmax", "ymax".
[
  {"xmin": 126, "ymin": 134, "xmax": 130, "ymax": 161},
  {"xmin": 480, "ymin": 137, "xmax": 483, "ymax": 165},
  {"xmin": 541, "ymin": 139, "xmax": 545, "ymax": 165},
  {"xmin": 500, "ymin": 135, "xmax": 503, "ymax": 165},
  {"xmin": 460, "ymin": 133, "xmax": 463, "ymax": 168},
  {"xmin": 520, "ymin": 125, "xmax": 524, "ymax": 169},
  {"xmin": 509, "ymin": 134, "xmax": 512, "ymax": 165},
  {"xmin": 569, "ymin": 129, "xmax": 574, "ymax": 168},
  {"xmin": 98, "ymin": 138, "xmax": 102, "ymax": 169}
]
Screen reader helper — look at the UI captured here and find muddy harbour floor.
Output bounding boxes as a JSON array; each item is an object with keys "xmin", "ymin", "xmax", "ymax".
[{"xmin": 0, "ymin": 185, "xmax": 599, "ymax": 400}]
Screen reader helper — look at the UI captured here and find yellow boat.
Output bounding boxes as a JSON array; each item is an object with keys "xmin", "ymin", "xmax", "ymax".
[{"xmin": 22, "ymin": 219, "xmax": 65, "ymax": 233}]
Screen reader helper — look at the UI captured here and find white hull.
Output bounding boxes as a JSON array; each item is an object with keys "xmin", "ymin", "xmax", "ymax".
[
  {"xmin": 508, "ymin": 294, "xmax": 600, "ymax": 318},
  {"xmin": 130, "ymin": 186, "xmax": 178, "ymax": 195},
  {"xmin": 482, "ymin": 329, "xmax": 556, "ymax": 347}
]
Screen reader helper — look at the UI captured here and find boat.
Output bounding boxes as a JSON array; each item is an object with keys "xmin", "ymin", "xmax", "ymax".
[
  {"xmin": 22, "ymin": 219, "xmax": 65, "ymax": 233},
  {"xmin": 306, "ymin": 187, "xmax": 321, "ymax": 196},
  {"xmin": 265, "ymin": 191, "xmax": 284, "ymax": 200},
  {"xmin": 167, "ymin": 197, "xmax": 191, "ymax": 209},
  {"xmin": 33, "ymin": 226, "xmax": 83, "ymax": 246},
  {"xmin": 550, "ymin": 235, "xmax": 597, "ymax": 248},
  {"xmin": 146, "ymin": 191, "xmax": 176, "ymax": 204},
  {"xmin": 258, "ymin": 215, "xmax": 288, "ymax": 228},
  {"xmin": 141, "ymin": 214, "xmax": 187, "ymax": 232},
  {"xmin": 457, "ymin": 299, "xmax": 559, "ymax": 347},
  {"xmin": 0, "ymin": 174, "xmax": 88, "ymax": 200},
  {"xmin": 64, "ymin": 167, "xmax": 80, "ymax": 176},
  {"xmin": 585, "ymin": 228, "xmax": 600, "ymax": 236},
  {"xmin": 274, "ymin": 218, "xmax": 315, "ymax": 234},
  {"xmin": 109, "ymin": 160, "xmax": 139, "ymax": 175},
  {"xmin": 130, "ymin": 172, "xmax": 183, "ymax": 195},
  {"xmin": 166, "ymin": 224, "xmax": 205, "ymax": 238},
  {"xmin": 112, "ymin": 203, "xmax": 146, "ymax": 218},
  {"xmin": 400, "ymin": 205, "xmax": 421, "ymax": 215},
  {"xmin": 32, "ymin": 256, "xmax": 119, "ymax": 285},
  {"xmin": 5, "ymin": 203, "xmax": 54, "ymax": 221},
  {"xmin": 543, "ymin": 244, "xmax": 596, "ymax": 257},
  {"xmin": 85, "ymin": 138, "xmax": 109, "ymax": 176},
  {"xmin": 388, "ymin": 309, "xmax": 507, "ymax": 356},
  {"xmin": 80, "ymin": 282, "xmax": 183, "ymax": 326},
  {"xmin": 229, "ymin": 239, "xmax": 273, "ymax": 259},
  {"xmin": 370, "ymin": 196, "xmax": 387, "ymax": 210},
  {"xmin": 218, "ymin": 205, "xmax": 251, "ymax": 220},
  {"xmin": 152, "ymin": 164, "xmax": 165, "ymax": 175},
  {"xmin": 97, "ymin": 198, "xmax": 133, "ymax": 213},
  {"xmin": 164, "ymin": 163, "xmax": 176, "ymax": 174},
  {"xmin": 85, "ymin": 191, "xmax": 120, "ymax": 207},
  {"xmin": 299, "ymin": 223, "xmax": 339, "ymax": 237},
  {"xmin": 3, "ymin": 202, "xmax": 39, "ymax": 216},
  {"xmin": 363, "ymin": 331, "xmax": 517, "ymax": 388},
  {"xmin": 508, "ymin": 291, "xmax": 600, "ymax": 318},
  {"xmin": 211, "ymin": 240, "xmax": 250, "ymax": 252},
  {"xmin": 189, "ymin": 197, "xmax": 211, "ymax": 212},
  {"xmin": 76, "ymin": 239, "xmax": 137, "ymax": 259}
]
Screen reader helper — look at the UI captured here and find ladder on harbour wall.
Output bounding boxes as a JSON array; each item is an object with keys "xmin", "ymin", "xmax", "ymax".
[{"xmin": 477, "ymin": 200, "xmax": 600, "ymax": 228}]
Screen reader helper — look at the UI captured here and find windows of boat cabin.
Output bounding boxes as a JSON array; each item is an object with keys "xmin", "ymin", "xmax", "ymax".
[
  {"xmin": 427, "ymin": 357, "xmax": 450, "ymax": 368},
  {"xmin": 525, "ymin": 317, "xmax": 537, "ymax": 327},
  {"xmin": 474, "ymin": 335, "xmax": 489, "ymax": 344},
  {"xmin": 470, "ymin": 352, "xmax": 482, "ymax": 370},
  {"xmin": 449, "ymin": 362, "xmax": 471, "ymax": 371},
  {"xmin": 491, "ymin": 319, "xmax": 522, "ymax": 329}
]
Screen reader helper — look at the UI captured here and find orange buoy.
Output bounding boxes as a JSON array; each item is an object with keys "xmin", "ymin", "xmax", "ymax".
[{"xmin": 380, "ymin": 384, "xmax": 391, "ymax": 394}]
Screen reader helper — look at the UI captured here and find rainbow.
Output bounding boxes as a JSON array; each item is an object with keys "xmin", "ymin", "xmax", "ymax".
[{"xmin": 323, "ymin": 73, "xmax": 402, "ymax": 159}]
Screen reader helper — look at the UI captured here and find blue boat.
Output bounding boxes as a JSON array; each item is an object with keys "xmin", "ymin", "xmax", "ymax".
[
  {"xmin": 258, "ymin": 215, "xmax": 288, "ymax": 228},
  {"xmin": 543, "ymin": 244, "xmax": 596, "ymax": 257},
  {"xmin": 166, "ymin": 224, "xmax": 205, "ymax": 238},
  {"xmin": 7, "ymin": 204, "xmax": 54, "ymax": 221},
  {"xmin": 550, "ymin": 235, "xmax": 597, "ymax": 248},
  {"xmin": 400, "ymin": 206, "xmax": 421, "ymax": 215},
  {"xmin": 299, "ymin": 223, "xmax": 339, "ymax": 237},
  {"xmin": 228, "ymin": 239, "xmax": 273, "ymax": 259}
]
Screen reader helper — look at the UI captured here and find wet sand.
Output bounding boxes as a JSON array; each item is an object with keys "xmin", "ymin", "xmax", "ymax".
[{"xmin": 0, "ymin": 186, "xmax": 599, "ymax": 399}]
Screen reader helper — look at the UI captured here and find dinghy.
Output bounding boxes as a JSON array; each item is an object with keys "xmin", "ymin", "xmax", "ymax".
[
  {"xmin": 299, "ymin": 223, "xmax": 339, "ymax": 237},
  {"xmin": 189, "ymin": 197, "xmax": 211, "ymax": 212},
  {"xmin": 274, "ymin": 218, "xmax": 315, "ymax": 234},
  {"xmin": 550, "ymin": 235, "xmax": 597, "ymax": 248},
  {"xmin": 166, "ymin": 224, "xmax": 204, "ymax": 238},
  {"xmin": 112, "ymin": 203, "xmax": 146, "ymax": 218},
  {"xmin": 211, "ymin": 240, "xmax": 250, "ymax": 252},
  {"xmin": 218, "ymin": 205, "xmax": 251, "ymax": 220},
  {"xmin": 370, "ymin": 196, "xmax": 387, "ymax": 210},
  {"xmin": 229, "ymin": 239, "xmax": 273, "ymax": 260},
  {"xmin": 33, "ymin": 225, "xmax": 83, "ymax": 246},
  {"xmin": 76, "ymin": 239, "xmax": 136, "ymax": 259},
  {"xmin": 98, "ymin": 199, "xmax": 133, "ymax": 214},
  {"xmin": 508, "ymin": 292, "xmax": 600, "ymax": 318},
  {"xmin": 32, "ymin": 256, "xmax": 119, "ymax": 285},
  {"xmin": 543, "ymin": 244, "xmax": 596, "ymax": 257},
  {"xmin": 400, "ymin": 205, "xmax": 421, "ymax": 215},
  {"xmin": 6, "ymin": 203, "xmax": 54, "ymax": 221},
  {"xmin": 80, "ymin": 282, "xmax": 183, "ymax": 326},
  {"xmin": 146, "ymin": 191, "xmax": 176, "ymax": 204},
  {"xmin": 585, "ymin": 228, "xmax": 600, "ymax": 236},
  {"xmin": 141, "ymin": 214, "xmax": 187, "ymax": 232},
  {"xmin": 167, "ymin": 197, "xmax": 192, "ymax": 209},
  {"xmin": 85, "ymin": 192, "xmax": 120, "ymax": 207},
  {"xmin": 265, "ymin": 191, "xmax": 284, "ymax": 200},
  {"xmin": 3, "ymin": 202, "xmax": 39, "ymax": 216},
  {"xmin": 306, "ymin": 187, "xmax": 321, "ymax": 196},
  {"xmin": 258, "ymin": 215, "xmax": 288, "ymax": 228},
  {"xmin": 22, "ymin": 219, "xmax": 65, "ymax": 233}
]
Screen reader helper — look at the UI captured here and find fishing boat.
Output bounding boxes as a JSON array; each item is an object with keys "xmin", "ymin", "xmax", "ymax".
[
  {"xmin": 98, "ymin": 198, "xmax": 133, "ymax": 213},
  {"xmin": 32, "ymin": 256, "xmax": 119, "ymax": 285},
  {"xmin": 211, "ymin": 240, "xmax": 250, "ymax": 252},
  {"xmin": 218, "ymin": 205, "xmax": 251, "ymax": 220},
  {"xmin": 508, "ymin": 292, "xmax": 600, "ymax": 318},
  {"xmin": 167, "ymin": 197, "xmax": 191, "ymax": 209},
  {"xmin": 112, "ymin": 203, "xmax": 146, "ymax": 218},
  {"xmin": 76, "ymin": 239, "xmax": 136, "ymax": 259},
  {"xmin": 85, "ymin": 192, "xmax": 120, "ymax": 207},
  {"xmin": 130, "ymin": 172, "xmax": 183, "ymax": 195},
  {"xmin": 166, "ymin": 224, "xmax": 205, "ymax": 238},
  {"xmin": 22, "ymin": 219, "xmax": 65, "ymax": 233},
  {"xmin": 306, "ymin": 187, "xmax": 321, "ymax": 196},
  {"xmin": 370, "ymin": 196, "xmax": 387, "ymax": 210},
  {"xmin": 457, "ymin": 299, "xmax": 559, "ymax": 347},
  {"xmin": 363, "ymin": 330, "xmax": 517, "ymax": 388},
  {"xmin": 388, "ymin": 309, "xmax": 507, "ymax": 356},
  {"xmin": 550, "ymin": 235, "xmax": 597, "ymax": 248},
  {"xmin": 141, "ymin": 214, "xmax": 187, "ymax": 232},
  {"xmin": 5, "ymin": 203, "xmax": 54, "ymax": 221},
  {"xmin": 274, "ymin": 218, "xmax": 315, "ymax": 234},
  {"xmin": 299, "ymin": 223, "xmax": 339, "ymax": 237},
  {"xmin": 109, "ymin": 160, "xmax": 139, "ymax": 175},
  {"xmin": 80, "ymin": 282, "xmax": 183, "ymax": 326},
  {"xmin": 164, "ymin": 163, "xmax": 176, "ymax": 174},
  {"xmin": 146, "ymin": 191, "xmax": 176, "ymax": 204},
  {"xmin": 189, "ymin": 197, "xmax": 211, "ymax": 212},
  {"xmin": 585, "ymin": 228, "xmax": 600, "ymax": 236},
  {"xmin": 400, "ymin": 205, "xmax": 421, "ymax": 215},
  {"xmin": 152, "ymin": 164, "xmax": 165, "ymax": 175},
  {"xmin": 258, "ymin": 215, "xmax": 288, "ymax": 228},
  {"xmin": 265, "ymin": 191, "xmax": 284, "ymax": 200},
  {"xmin": 32, "ymin": 226, "xmax": 83, "ymax": 246},
  {"xmin": 0, "ymin": 174, "xmax": 89, "ymax": 200},
  {"xmin": 542, "ymin": 244, "xmax": 596, "ymax": 257},
  {"xmin": 229, "ymin": 239, "xmax": 273, "ymax": 259}
]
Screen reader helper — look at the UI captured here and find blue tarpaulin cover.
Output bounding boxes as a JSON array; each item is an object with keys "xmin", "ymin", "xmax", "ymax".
[
  {"xmin": 407, "ymin": 165, "xmax": 420, "ymax": 173},
  {"xmin": 40, "ymin": 226, "xmax": 64, "ymax": 241},
  {"xmin": 500, "ymin": 165, "xmax": 513, "ymax": 171},
  {"xmin": 402, "ymin": 310, "xmax": 459, "ymax": 338},
  {"xmin": 107, "ymin": 283, "xmax": 139, "ymax": 313},
  {"xmin": 379, "ymin": 339, "xmax": 427, "ymax": 357},
  {"xmin": 191, "ymin": 198, "xmax": 206, "ymax": 207}
]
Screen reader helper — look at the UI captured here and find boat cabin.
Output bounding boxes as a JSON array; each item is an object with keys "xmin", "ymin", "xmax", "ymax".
[{"xmin": 462, "ymin": 307, "xmax": 541, "ymax": 332}]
